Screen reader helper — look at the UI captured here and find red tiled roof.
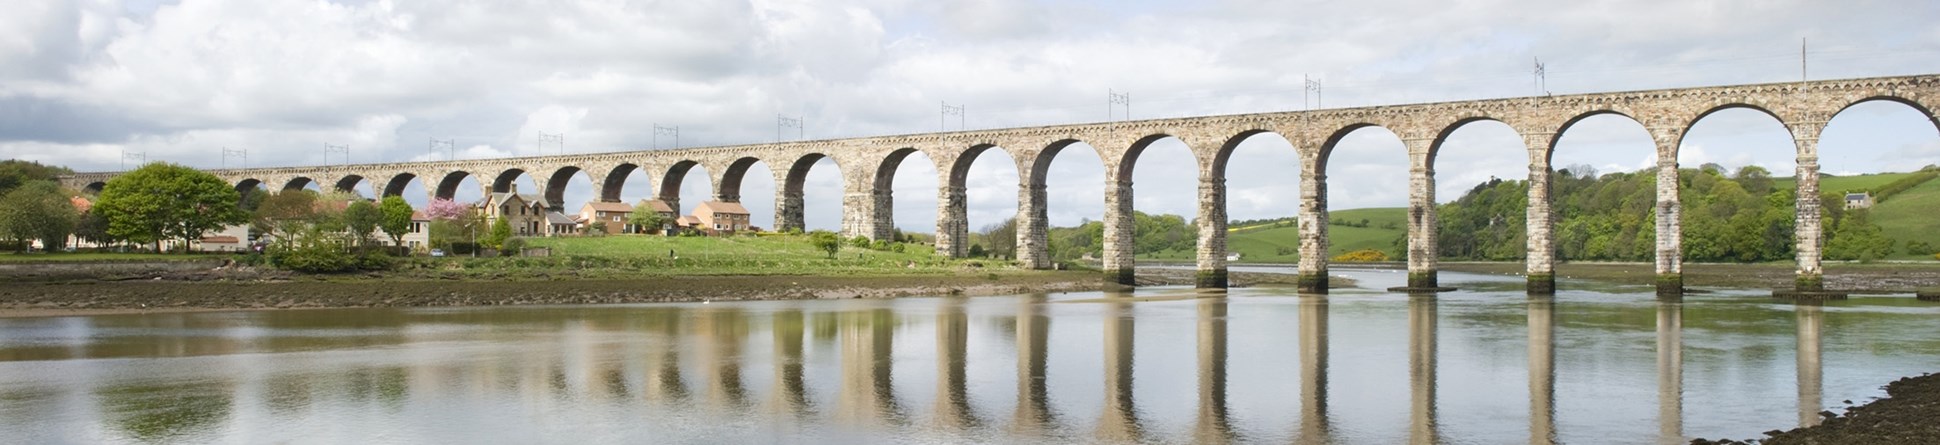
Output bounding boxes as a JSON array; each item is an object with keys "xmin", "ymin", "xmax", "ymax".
[
  {"xmin": 696, "ymin": 200, "xmax": 749, "ymax": 215},
  {"xmin": 584, "ymin": 201, "xmax": 633, "ymax": 213}
]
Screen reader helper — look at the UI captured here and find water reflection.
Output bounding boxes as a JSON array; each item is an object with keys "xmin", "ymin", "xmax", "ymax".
[
  {"xmin": 1410, "ymin": 296, "xmax": 1439, "ymax": 445},
  {"xmin": 1529, "ymin": 297, "xmax": 1557, "ymax": 445},
  {"xmin": 933, "ymin": 297, "xmax": 978, "ymax": 430},
  {"xmin": 1195, "ymin": 297, "xmax": 1234, "ymax": 444},
  {"xmin": 769, "ymin": 309, "xmax": 810, "ymax": 416},
  {"xmin": 1797, "ymin": 304, "xmax": 1823, "ymax": 428},
  {"xmin": 1659, "ymin": 301, "xmax": 1684, "ymax": 444},
  {"xmin": 2, "ymin": 281, "xmax": 1937, "ymax": 444},
  {"xmin": 836, "ymin": 308, "xmax": 898, "ymax": 426},
  {"xmin": 1095, "ymin": 296, "xmax": 1143, "ymax": 442},
  {"xmin": 1298, "ymin": 295, "xmax": 1331, "ymax": 444},
  {"xmin": 1012, "ymin": 293, "xmax": 1055, "ymax": 434}
]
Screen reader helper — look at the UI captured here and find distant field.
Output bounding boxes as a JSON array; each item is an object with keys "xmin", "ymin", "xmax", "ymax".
[
  {"xmin": 1140, "ymin": 207, "xmax": 1408, "ymax": 262},
  {"xmin": 1772, "ymin": 172, "xmax": 1915, "ymax": 195},
  {"xmin": 506, "ymin": 234, "xmax": 996, "ymax": 277},
  {"xmin": 1869, "ymin": 175, "xmax": 1940, "ymax": 260}
]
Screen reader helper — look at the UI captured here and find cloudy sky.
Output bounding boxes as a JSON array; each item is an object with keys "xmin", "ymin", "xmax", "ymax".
[{"xmin": 4, "ymin": 0, "xmax": 1938, "ymax": 233}]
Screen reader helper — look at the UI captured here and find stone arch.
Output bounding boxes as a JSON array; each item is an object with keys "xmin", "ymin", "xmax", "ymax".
[
  {"xmin": 382, "ymin": 173, "xmax": 417, "ymax": 197},
  {"xmin": 491, "ymin": 168, "xmax": 531, "ymax": 194},
  {"xmin": 1428, "ymin": 117, "xmax": 1524, "ymax": 167},
  {"xmin": 872, "ymin": 148, "xmax": 930, "ymax": 193},
  {"xmin": 233, "ymin": 179, "xmax": 262, "ymax": 195},
  {"xmin": 1026, "ymin": 139, "xmax": 1104, "ymax": 186},
  {"xmin": 1674, "ymin": 104, "xmax": 1797, "ymax": 156},
  {"xmin": 949, "ymin": 144, "xmax": 1018, "ymax": 189},
  {"xmin": 782, "ymin": 153, "xmax": 842, "ymax": 224},
  {"xmin": 659, "ymin": 160, "xmax": 703, "ymax": 202},
  {"xmin": 1117, "ymin": 133, "xmax": 1201, "ymax": 180},
  {"xmin": 82, "ymin": 182, "xmax": 107, "ymax": 195},
  {"xmin": 435, "ymin": 171, "xmax": 476, "ymax": 200},
  {"xmin": 333, "ymin": 174, "xmax": 369, "ymax": 194},
  {"xmin": 283, "ymin": 177, "xmax": 316, "ymax": 191},
  {"xmin": 599, "ymin": 163, "xmax": 644, "ymax": 203},
  {"xmin": 1830, "ymin": 95, "xmax": 1940, "ymax": 134},
  {"xmin": 1211, "ymin": 129, "xmax": 1289, "ymax": 177},
  {"xmin": 543, "ymin": 166, "xmax": 590, "ymax": 209},
  {"xmin": 1316, "ymin": 122, "xmax": 1403, "ymax": 175},
  {"xmin": 717, "ymin": 156, "xmax": 767, "ymax": 203},
  {"xmin": 1546, "ymin": 110, "xmax": 1649, "ymax": 164}
]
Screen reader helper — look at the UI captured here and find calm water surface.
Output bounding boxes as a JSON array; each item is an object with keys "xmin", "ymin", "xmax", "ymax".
[{"xmin": 3, "ymin": 268, "xmax": 1938, "ymax": 444}]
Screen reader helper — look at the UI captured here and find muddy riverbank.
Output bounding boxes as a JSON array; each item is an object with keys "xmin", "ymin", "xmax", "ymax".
[{"xmin": 1693, "ymin": 372, "xmax": 1940, "ymax": 444}]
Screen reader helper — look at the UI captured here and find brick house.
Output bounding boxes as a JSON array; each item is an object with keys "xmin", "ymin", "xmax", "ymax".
[
  {"xmin": 482, "ymin": 185, "xmax": 551, "ymax": 236},
  {"xmin": 692, "ymin": 200, "xmax": 751, "ymax": 234},
  {"xmin": 578, "ymin": 201, "xmax": 634, "ymax": 233}
]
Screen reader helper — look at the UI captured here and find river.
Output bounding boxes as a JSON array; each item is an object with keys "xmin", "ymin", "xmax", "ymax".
[{"xmin": 2, "ymin": 268, "xmax": 1936, "ymax": 444}]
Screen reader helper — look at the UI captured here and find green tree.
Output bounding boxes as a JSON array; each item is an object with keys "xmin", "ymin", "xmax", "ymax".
[
  {"xmin": 0, "ymin": 160, "xmax": 73, "ymax": 195},
  {"xmin": 982, "ymin": 217, "xmax": 1016, "ymax": 259},
  {"xmin": 0, "ymin": 181, "xmax": 79, "ymax": 251},
  {"xmin": 1825, "ymin": 210, "xmax": 1894, "ymax": 262},
  {"xmin": 343, "ymin": 200, "xmax": 380, "ymax": 247},
  {"xmin": 94, "ymin": 163, "xmax": 247, "ymax": 252},
  {"xmin": 629, "ymin": 203, "xmax": 669, "ymax": 234},
  {"xmin": 377, "ymin": 196, "xmax": 415, "ymax": 247},
  {"xmin": 808, "ymin": 230, "xmax": 842, "ymax": 258},
  {"xmin": 251, "ymin": 190, "xmax": 321, "ymax": 249},
  {"xmin": 484, "ymin": 217, "xmax": 512, "ymax": 251},
  {"xmin": 75, "ymin": 210, "xmax": 114, "ymax": 247}
]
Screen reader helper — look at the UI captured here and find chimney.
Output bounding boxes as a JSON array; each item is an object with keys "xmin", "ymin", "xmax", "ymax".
[{"xmin": 509, "ymin": 184, "xmax": 518, "ymax": 195}]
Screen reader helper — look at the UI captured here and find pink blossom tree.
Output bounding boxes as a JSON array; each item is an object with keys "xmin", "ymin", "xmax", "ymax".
[{"xmin": 423, "ymin": 197, "xmax": 470, "ymax": 220}]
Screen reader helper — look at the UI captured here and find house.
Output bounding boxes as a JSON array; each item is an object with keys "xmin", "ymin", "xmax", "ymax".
[
  {"xmin": 545, "ymin": 211, "xmax": 578, "ymax": 235},
  {"xmin": 1845, "ymin": 192, "xmax": 1873, "ymax": 210},
  {"xmin": 389, "ymin": 211, "xmax": 433, "ymax": 251},
  {"xmin": 637, "ymin": 199, "xmax": 679, "ymax": 233},
  {"xmin": 199, "ymin": 235, "xmax": 245, "ymax": 252},
  {"xmin": 692, "ymin": 200, "xmax": 752, "ymax": 234},
  {"xmin": 675, "ymin": 215, "xmax": 702, "ymax": 232},
  {"xmin": 578, "ymin": 201, "xmax": 634, "ymax": 233},
  {"xmin": 481, "ymin": 184, "xmax": 552, "ymax": 237}
]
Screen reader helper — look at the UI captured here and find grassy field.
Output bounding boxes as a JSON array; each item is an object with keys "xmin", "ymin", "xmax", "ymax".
[
  {"xmin": 1139, "ymin": 207, "xmax": 1408, "ymax": 262},
  {"xmin": 439, "ymin": 234, "xmax": 1024, "ymax": 279},
  {"xmin": 0, "ymin": 252, "xmax": 219, "ymax": 263},
  {"xmin": 1772, "ymin": 171, "xmax": 1915, "ymax": 195},
  {"xmin": 1869, "ymin": 175, "xmax": 1940, "ymax": 260}
]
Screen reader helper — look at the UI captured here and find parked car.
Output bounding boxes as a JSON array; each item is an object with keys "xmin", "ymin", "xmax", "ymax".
[{"xmin": 430, "ymin": 248, "xmax": 446, "ymax": 257}]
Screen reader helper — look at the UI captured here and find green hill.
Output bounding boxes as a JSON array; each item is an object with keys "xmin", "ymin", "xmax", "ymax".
[{"xmin": 1139, "ymin": 170, "xmax": 1939, "ymax": 264}]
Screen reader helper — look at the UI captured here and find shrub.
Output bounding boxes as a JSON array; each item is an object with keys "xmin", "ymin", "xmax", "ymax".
[
  {"xmin": 808, "ymin": 230, "xmax": 841, "ymax": 258},
  {"xmin": 502, "ymin": 237, "xmax": 528, "ymax": 254},
  {"xmin": 271, "ymin": 244, "xmax": 355, "ymax": 273},
  {"xmin": 355, "ymin": 251, "xmax": 394, "ymax": 271},
  {"xmin": 872, "ymin": 239, "xmax": 892, "ymax": 250},
  {"xmin": 1907, "ymin": 240, "xmax": 1936, "ymax": 256},
  {"xmin": 849, "ymin": 236, "xmax": 871, "ymax": 248},
  {"xmin": 1331, "ymin": 249, "xmax": 1390, "ymax": 262},
  {"xmin": 891, "ymin": 243, "xmax": 906, "ymax": 253}
]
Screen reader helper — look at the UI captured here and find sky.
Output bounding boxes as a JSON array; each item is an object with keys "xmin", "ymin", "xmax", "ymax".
[{"xmin": 3, "ymin": 0, "xmax": 1938, "ymax": 233}]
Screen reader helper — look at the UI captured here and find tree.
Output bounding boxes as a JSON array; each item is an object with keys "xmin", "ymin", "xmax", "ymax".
[
  {"xmin": 587, "ymin": 220, "xmax": 608, "ymax": 235},
  {"xmin": 629, "ymin": 203, "xmax": 669, "ymax": 234},
  {"xmin": 808, "ymin": 230, "xmax": 842, "ymax": 258},
  {"xmin": 94, "ymin": 163, "xmax": 247, "ymax": 252},
  {"xmin": 0, "ymin": 181, "xmax": 79, "ymax": 251},
  {"xmin": 423, "ymin": 197, "xmax": 470, "ymax": 220},
  {"xmin": 483, "ymin": 217, "xmax": 512, "ymax": 251},
  {"xmin": 0, "ymin": 160, "xmax": 73, "ymax": 196},
  {"xmin": 75, "ymin": 210, "xmax": 114, "ymax": 247},
  {"xmin": 343, "ymin": 200, "xmax": 380, "ymax": 247},
  {"xmin": 982, "ymin": 217, "xmax": 1016, "ymax": 259},
  {"xmin": 251, "ymin": 190, "xmax": 321, "ymax": 249},
  {"xmin": 377, "ymin": 196, "xmax": 414, "ymax": 247},
  {"xmin": 1825, "ymin": 210, "xmax": 1894, "ymax": 262}
]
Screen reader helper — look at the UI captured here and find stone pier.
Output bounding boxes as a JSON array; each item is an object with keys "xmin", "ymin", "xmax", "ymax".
[
  {"xmin": 1102, "ymin": 174, "xmax": 1136, "ymax": 285},
  {"xmin": 1404, "ymin": 138, "xmax": 1439, "ymax": 289},
  {"xmin": 1790, "ymin": 120, "xmax": 1827, "ymax": 291},
  {"xmin": 1524, "ymin": 133, "xmax": 1557, "ymax": 295},
  {"xmin": 1195, "ymin": 175, "xmax": 1229, "ymax": 288}
]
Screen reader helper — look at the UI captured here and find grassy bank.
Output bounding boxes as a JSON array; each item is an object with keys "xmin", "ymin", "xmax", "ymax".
[
  {"xmin": 389, "ymin": 234, "xmax": 1037, "ymax": 280},
  {"xmin": 0, "ymin": 252, "xmax": 219, "ymax": 263},
  {"xmin": 1442, "ymin": 261, "xmax": 1940, "ymax": 291}
]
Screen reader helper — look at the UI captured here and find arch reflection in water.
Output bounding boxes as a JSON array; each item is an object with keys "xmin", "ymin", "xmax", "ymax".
[
  {"xmin": 835, "ymin": 308, "xmax": 899, "ymax": 426},
  {"xmin": 1195, "ymin": 296, "xmax": 1234, "ymax": 444},
  {"xmin": 1410, "ymin": 296, "xmax": 1439, "ymax": 445},
  {"xmin": 1796, "ymin": 303, "xmax": 1823, "ymax": 428},
  {"xmin": 768, "ymin": 309, "xmax": 811, "ymax": 417},
  {"xmin": 700, "ymin": 307, "xmax": 749, "ymax": 409},
  {"xmin": 1658, "ymin": 301, "xmax": 1683, "ymax": 445},
  {"xmin": 1529, "ymin": 296, "xmax": 1557, "ymax": 445},
  {"xmin": 1012, "ymin": 293, "xmax": 1055, "ymax": 434},
  {"xmin": 932, "ymin": 297, "xmax": 978, "ymax": 430},
  {"xmin": 1095, "ymin": 293, "xmax": 1142, "ymax": 442},
  {"xmin": 1298, "ymin": 295, "xmax": 1331, "ymax": 444}
]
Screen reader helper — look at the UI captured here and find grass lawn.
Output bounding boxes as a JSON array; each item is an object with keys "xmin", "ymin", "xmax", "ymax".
[
  {"xmin": 1868, "ymin": 175, "xmax": 1940, "ymax": 260},
  {"xmin": 1138, "ymin": 207, "xmax": 1408, "ymax": 262},
  {"xmin": 446, "ymin": 234, "xmax": 1025, "ymax": 278},
  {"xmin": 0, "ymin": 252, "xmax": 222, "ymax": 263},
  {"xmin": 1773, "ymin": 171, "xmax": 1915, "ymax": 195}
]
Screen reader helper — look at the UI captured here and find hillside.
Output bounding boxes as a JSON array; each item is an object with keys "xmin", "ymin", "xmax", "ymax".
[{"xmin": 1138, "ymin": 170, "xmax": 1938, "ymax": 264}]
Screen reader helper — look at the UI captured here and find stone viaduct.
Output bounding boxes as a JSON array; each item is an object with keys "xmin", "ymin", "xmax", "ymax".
[{"xmin": 61, "ymin": 75, "xmax": 1940, "ymax": 295}]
